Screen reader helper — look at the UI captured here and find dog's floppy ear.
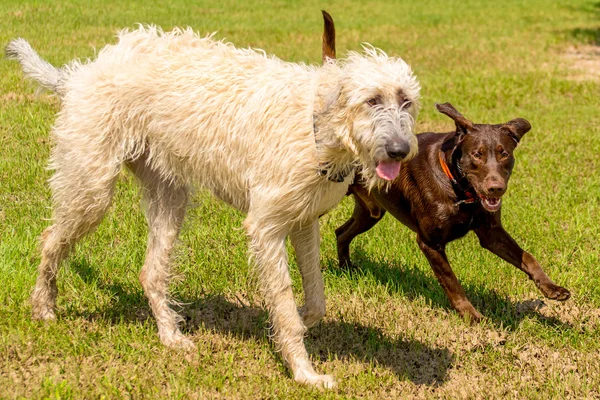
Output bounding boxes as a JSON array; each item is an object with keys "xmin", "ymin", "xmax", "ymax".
[
  {"xmin": 502, "ymin": 118, "xmax": 531, "ymax": 144},
  {"xmin": 435, "ymin": 102, "xmax": 473, "ymax": 135},
  {"xmin": 322, "ymin": 10, "xmax": 336, "ymax": 63}
]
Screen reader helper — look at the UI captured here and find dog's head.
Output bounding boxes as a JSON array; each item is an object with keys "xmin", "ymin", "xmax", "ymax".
[
  {"xmin": 315, "ymin": 48, "xmax": 420, "ymax": 189},
  {"xmin": 437, "ymin": 103, "xmax": 531, "ymax": 212},
  {"xmin": 315, "ymin": 12, "xmax": 420, "ymax": 188}
]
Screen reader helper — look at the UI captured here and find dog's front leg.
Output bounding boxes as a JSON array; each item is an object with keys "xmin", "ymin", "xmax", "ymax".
[
  {"xmin": 474, "ymin": 224, "xmax": 571, "ymax": 301},
  {"xmin": 290, "ymin": 219, "xmax": 326, "ymax": 328},
  {"xmin": 417, "ymin": 235, "xmax": 483, "ymax": 323},
  {"xmin": 245, "ymin": 216, "xmax": 335, "ymax": 388}
]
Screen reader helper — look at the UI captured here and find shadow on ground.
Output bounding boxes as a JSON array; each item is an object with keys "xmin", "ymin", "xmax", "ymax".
[
  {"xmin": 327, "ymin": 247, "xmax": 572, "ymax": 332},
  {"xmin": 185, "ymin": 295, "xmax": 453, "ymax": 386},
  {"xmin": 570, "ymin": 27, "xmax": 600, "ymax": 45},
  {"xmin": 564, "ymin": 1, "xmax": 600, "ymax": 45},
  {"xmin": 69, "ymin": 258, "xmax": 452, "ymax": 387}
]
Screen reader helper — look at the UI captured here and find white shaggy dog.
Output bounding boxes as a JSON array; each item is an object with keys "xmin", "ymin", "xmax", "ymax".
[{"xmin": 6, "ymin": 25, "xmax": 420, "ymax": 387}]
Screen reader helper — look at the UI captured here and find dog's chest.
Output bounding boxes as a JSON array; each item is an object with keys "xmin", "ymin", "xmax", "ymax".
[
  {"xmin": 438, "ymin": 205, "xmax": 478, "ymax": 241},
  {"xmin": 315, "ymin": 178, "xmax": 353, "ymax": 216}
]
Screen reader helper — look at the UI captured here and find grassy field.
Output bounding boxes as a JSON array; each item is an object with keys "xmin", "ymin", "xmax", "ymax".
[{"xmin": 1, "ymin": 0, "xmax": 600, "ymax": 398}]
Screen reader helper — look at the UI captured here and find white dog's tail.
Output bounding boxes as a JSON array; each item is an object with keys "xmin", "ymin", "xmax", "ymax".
[{"xmin": 5, "ymin": 38, "xmax": 68, "ymax": 96}]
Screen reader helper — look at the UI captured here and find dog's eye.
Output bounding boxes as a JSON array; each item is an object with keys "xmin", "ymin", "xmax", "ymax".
[
  {"xmin": 367, "ymin": 97, "xmax": 381, "ymax": 107},
  {"xmin": 401, "ymin": 100, "xmax": 412, "ymax": 110},
  {"xmin": 497, "ymin": 146, "xmax": 510, "ymax": 159},
  {"xmin": 473, "ymin": 152, "xmax": 483, "ymax": 159}
]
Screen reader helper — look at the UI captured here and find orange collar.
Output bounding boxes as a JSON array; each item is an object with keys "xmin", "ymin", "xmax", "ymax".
[
  {"xmin": 438, "ymin": 151, "xmax": 456, "ymax": 182},
  {"xmin": 438, "ymin": 151, "xmax": 478, "ymax": 204}
]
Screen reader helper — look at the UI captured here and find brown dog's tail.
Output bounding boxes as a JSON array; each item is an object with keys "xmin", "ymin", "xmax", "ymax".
[{"xmin": 321, "ymin": 10, "xmax": 336, "ymax": 62}]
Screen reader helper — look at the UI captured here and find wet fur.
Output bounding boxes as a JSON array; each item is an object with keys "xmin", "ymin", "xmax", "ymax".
[{"xmin": 6, "ymin": 22, "xmax": 422, "ymax": 388}]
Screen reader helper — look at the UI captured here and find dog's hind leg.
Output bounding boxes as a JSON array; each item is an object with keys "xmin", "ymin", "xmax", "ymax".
[
  {"xmin": 335, "ymin": 187, "xmax": 386, "ymax": 269},
  {"xmin": 32, "ymin": 161, "xmax": 120, "ymax": 320},
  {"xmin": 290, "ymin": 219, "xmax": 325, "ymax": 328},
  {"xmin": 245, "ymin": 213, "xmax": 335, "ymax": 388},
  {"xmin": 127, "ymin": 157, "xmax": 193, "ymax": 349}
]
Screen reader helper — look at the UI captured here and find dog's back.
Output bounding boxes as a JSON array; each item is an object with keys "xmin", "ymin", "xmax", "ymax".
[{"xmin": 9, "ymin": 26, "xmax": 328, "ymax": 212}]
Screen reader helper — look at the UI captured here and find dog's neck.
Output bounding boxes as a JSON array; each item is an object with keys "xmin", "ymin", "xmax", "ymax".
[
  {"xmin": 311, "ymin": 67, "xmax": 366, "ymax": 183},
  {"xmin": 313, "ymin": 113, "xmax": 356, "ymax": 182},
  {"xmin": 439, "ymin": 138, "xmax": 479, "ymax": 205}
]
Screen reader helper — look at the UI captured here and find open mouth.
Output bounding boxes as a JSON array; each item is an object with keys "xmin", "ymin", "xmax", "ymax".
[
  {"xmin": 376, "ymin": 160, "xmax": 402, "ymax": 181},
  {"xmin": 481, "ymin": 196, "xmax": 502, "ymax": 212}
]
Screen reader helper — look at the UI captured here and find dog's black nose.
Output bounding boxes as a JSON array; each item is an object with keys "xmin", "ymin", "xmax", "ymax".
[{"xmin": 386, "ymin": 142, "xmax": 410, "ymax": 160}]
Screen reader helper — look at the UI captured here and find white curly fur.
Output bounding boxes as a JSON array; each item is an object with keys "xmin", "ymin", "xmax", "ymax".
[{"xmin": 6, "ymin": 25, "xmax": 420, "ymax": 388}]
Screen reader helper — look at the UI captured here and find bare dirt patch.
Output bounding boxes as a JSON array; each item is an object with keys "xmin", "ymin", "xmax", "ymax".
[
  {"xmin": 561, "ymin": 45, "xmax": 600, "ymax": 81},
  {"xmin": 0, "ymin": 92, "xmax": 58, "ymax": 106}
]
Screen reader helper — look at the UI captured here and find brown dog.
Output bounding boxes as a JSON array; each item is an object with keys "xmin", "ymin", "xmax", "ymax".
[
  {"xmin": 321, "ymin": 12, "xmax": 570, "ymax": 322},
  {"xmin": 335, "ymin": 104, "xmax": 571, "ymax": 321}
]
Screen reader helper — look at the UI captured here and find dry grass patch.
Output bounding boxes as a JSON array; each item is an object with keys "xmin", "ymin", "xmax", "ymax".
[
  {"xmin": 560, "ymin": 44, "xmax": 600, "ymax": 81},
  {"xmin": 0, "ymin": 92, "xmax": 58, "ymax": 105}
]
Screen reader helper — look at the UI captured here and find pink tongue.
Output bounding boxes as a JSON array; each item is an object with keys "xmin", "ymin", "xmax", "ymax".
[{"xmin": 376, "ymin": 161, "xmax": 401, "ymax": 181}]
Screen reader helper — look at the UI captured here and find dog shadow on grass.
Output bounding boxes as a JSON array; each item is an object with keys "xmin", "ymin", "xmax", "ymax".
[
  {"xmin": 183, "ymin": 295, "xmax": 453, "ymax": 386},
  {"xmin": 70, "ymin": 258, "xmax": 452, "ymax": 387},
  {"xmin": 332, "ymin": 247, "xmax": 573, "ymax": 332}
]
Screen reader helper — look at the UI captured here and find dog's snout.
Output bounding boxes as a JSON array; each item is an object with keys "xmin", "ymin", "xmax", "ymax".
[
  {"xmin": 385, "ymin": 142, "xmax": 410, "ymax": 160},
  {"xmin": 485, "ymin": 180, "xmax": 506, "ymax": 196}
]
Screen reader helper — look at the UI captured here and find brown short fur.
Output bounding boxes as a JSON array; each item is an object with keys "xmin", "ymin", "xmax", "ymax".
[{"xmin": 321, "ymin": 13, "xmax": 570, "ymax": 322}]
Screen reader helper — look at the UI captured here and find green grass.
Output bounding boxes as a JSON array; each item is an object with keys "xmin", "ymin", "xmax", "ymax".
[{"xmin": 2, "ymin": 0, "xmax": 600, "ymax": 398}]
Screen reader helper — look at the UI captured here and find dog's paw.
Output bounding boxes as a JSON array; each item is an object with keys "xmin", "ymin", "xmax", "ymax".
[
  {"xmin": 338, "ymin": 259, "xmax": 358, "ymax": 270},
  {"xmin": 541, "ymin": 284, "xmax": 571, "ymax": 302},
  {"xmin": 294, "ymin": 370, "xmax": 337, "ymax": 389},
  {"xmin": 160, "ymin": 331, "xmax": 196, "ymax": 350},
  {"xmin": 457, "ymin": 303, "xmax": 484, "ymax": 325},
  {"xmin": 466, "ymin": 313, "xmax": 484, "ymax": 325},
  {"xmin": 32, "ymin": 305, "xmax": 56, "ymax": 321},
  {"xmin": 299, "ymin": 305, "xmax": 325, "ymax": 329},
  {"xmin": 292, "ymin": 359, "xmax": 337, "ymax": 389},
  {"xmin": 312, "ymin": 374, "xmax": 337, "ymax": 389}
]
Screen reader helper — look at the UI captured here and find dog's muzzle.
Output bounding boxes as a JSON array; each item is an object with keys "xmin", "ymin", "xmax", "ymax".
[
  {"xmin": 385, "ymin": 141, "xmax": 411, "ymax": 160},
  {"xmin": 374, "ymin": 132, "xmax": 416, "ymax": 181}
]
